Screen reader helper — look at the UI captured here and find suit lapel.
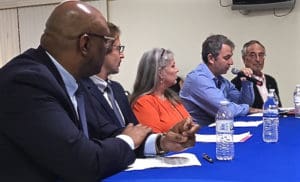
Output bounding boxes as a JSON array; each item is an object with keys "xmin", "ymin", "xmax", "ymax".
[
  {"xmin": 27, "ymin": 46, "xmax": 79, "ymax": 123},
  {"xmin": 84, "ymin": 79, "xmax": 123, "ymax": 127},
  {"xmin": 110, "ymin": 82, "xmax": 128, "ymax": 123}
]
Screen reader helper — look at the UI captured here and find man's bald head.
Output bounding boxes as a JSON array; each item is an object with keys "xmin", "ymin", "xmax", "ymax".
[
  {"xmin": 40, "ymin": 0, "xmax": 111, "ymax": 79},
  {"xmin": 41, "ymin": 0, "xmax": 109, "ymax": 52}
]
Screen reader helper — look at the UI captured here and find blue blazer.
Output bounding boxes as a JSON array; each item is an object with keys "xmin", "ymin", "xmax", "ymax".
[
  {"xmin": 0, "ymin": 46, "xmax": 135, "ymax": 182},
  {"xmin": 80, "ymin": 78, "xmax": 145, "ymax": 157}
]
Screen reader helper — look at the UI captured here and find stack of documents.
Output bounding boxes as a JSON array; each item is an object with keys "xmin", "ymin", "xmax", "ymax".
[
  {"xmin": 125, "ymin": 153, "xmax": 201, "ymax": 171},
  {"xmin": 195, "ymin": 131, "xmax": 252, "ymax": 143}
]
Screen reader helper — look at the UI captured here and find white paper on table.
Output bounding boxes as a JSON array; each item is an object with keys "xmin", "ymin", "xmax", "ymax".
[
  {"xmin": 248, "ymin": 112, "xmax": 263, "ymax": 117},
  {"xmin": 196, "ymin": 131, "xmax": 252, "ymax": 143},
  {"xmin": 208, "ymin": 120, "xmax": 263, "ymax": 127},
  {"xmin": 248, "ymin": 107, "xmax": 294, "ymax": 116},
  {"xmin": 125, "ymin": 153, "xmax": 201, "ymax": 171},
  {"xmin": 279, "ymin": 107, "xmax": 294, "ymax": 112}
]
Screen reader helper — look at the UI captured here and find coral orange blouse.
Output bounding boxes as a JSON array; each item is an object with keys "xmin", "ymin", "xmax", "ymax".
[{"xmin": 132, "ymin": 94, "xmax": 190, "ymax": 133}]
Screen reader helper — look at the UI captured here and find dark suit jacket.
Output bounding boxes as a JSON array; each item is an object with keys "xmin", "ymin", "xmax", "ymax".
[
  {"xmin": 0, "ymin": 46, "xmax": 135, "ymax": 182},
  {"xmin": 231, "ymin": 74, "xmax": 282, "ymax": 109},
  {"xmin": 80, "ymin": 78, "xmax": 145, "ymax": 157}
]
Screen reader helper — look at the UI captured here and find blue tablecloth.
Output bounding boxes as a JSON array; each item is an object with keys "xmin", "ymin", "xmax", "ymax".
[{"xmin": 104, "ymin": 116, "xmax": 300, "ymax": 182}]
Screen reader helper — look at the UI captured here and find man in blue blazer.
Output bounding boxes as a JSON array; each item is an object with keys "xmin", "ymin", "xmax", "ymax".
[
  {"xmin": 82, "ymin": 78, "xmax": 138, "ymax": 138},
  {"xmin": 81, "ymin": 22, "xmax": 200, "ymax": 157},
  {"xmin": 0, "ymin": 2, "xmax": 152, "ymax": 181},
  {"xmin": 81, "ymin": 22, "xmax": 138, "ymax": 140}
]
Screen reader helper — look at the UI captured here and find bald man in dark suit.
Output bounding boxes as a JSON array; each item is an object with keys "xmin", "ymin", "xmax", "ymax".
[{"xmin": 0, "ymin": 2, "xmax": 152, "ymax": 181}]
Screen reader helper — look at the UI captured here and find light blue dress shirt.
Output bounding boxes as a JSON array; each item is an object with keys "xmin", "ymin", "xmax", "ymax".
[
  {"xmin": 180, "ymin": 63, "xmax": 254, "ymax": 126},
  {"xmin": 46, "ymin": 52, "xmax": 78, "ymax": 111}
]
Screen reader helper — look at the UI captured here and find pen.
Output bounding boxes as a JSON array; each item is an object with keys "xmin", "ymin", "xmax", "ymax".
[{"xmin": 202, "ymin": 153, "xmax": 213, "ymax": 163}]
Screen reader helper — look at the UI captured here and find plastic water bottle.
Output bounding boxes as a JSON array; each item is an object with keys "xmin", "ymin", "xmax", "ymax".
[
  {"xmin": 263, "ymin": 92, "xmax": 279, "ymax": 143},
  {"xmin": 216, "ymin": 100, "xmax": 234, "ymax": 160},
  {"xmin": 269, "ymin": 89, "xmax": 279, "ymax": 107},
  {"xmin": 293, "ymin": 84, "xmax": 300, "ymax": 118}
]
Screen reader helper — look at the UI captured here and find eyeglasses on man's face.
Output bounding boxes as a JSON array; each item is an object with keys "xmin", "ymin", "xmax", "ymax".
[
  {"xmin": 247, "ymin": 52, "xmax": 266, "ymax": 60},
  {"xmin": 84, "ymin": 33, "xmax": 115, "ymax": 48},
  {"xmin": 112, "ymin": 45, "xmax": 125, "ymax": 53}
]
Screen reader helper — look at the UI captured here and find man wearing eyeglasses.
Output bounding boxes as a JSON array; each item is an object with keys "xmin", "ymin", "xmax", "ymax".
[
  {"xmin": 231, "ymin": 40, "xmax": 282, "ymax": 109},
  {"xmin": 0, "ymin": 1, "xmax": 154, "ymax": 182},
  {"xmin": 81, "ymin": 22, "xmax": 135, "ymax": 137},
  {"xmin": 80, "ymin": 22, "xmax": 199, "ymax": 159}
]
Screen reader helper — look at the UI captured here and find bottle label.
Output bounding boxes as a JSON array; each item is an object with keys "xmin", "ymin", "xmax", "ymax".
[
  {"xmin": 263, "ymin": 105, "xmax": 278, "ymax": 117},
  {"xmin": 263, "ymin": 111, "xmax": 278, "ymax": 117},
  {"xmin": 216, "ymin": 120, "xmax": 233, "ymax": 132}
]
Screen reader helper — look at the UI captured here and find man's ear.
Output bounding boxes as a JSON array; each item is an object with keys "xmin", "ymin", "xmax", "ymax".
[
  {"xmin": 207, "ymin": 53, "xmax": 215, "ymax": 64},
  {"xmin": 78, "ymin": 34, "xmax": 89, "ymax": 55}
]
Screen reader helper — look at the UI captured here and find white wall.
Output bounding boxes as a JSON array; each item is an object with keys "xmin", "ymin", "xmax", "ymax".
[
  {"xmin": 0, "ymin": 0, "xmax": 299, "ymax": 107},
  {"xmin": 0, "ymin": 0, "xmax": 107, "ymax": 66},
  {"xmin": 18, "ymin": 1, "xmax": 107, "ymax": 53},
  {"xmin": 107, "ymin": 0, "xmax": 300, "ymax": 107}
]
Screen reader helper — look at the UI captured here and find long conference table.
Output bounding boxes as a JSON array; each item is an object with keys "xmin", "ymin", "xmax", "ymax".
[{"xmin": 104, "ymin": 116, "xmax": 300, "ymax": 182}]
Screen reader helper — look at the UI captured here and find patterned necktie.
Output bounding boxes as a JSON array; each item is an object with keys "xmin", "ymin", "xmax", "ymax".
[
  {"xmin": 106, "ymin": 83, "xmax": 125, "ymax": 127},
  {"xmin": 75, "ymin": 89, "xmax": 89, "ymax": 138}
]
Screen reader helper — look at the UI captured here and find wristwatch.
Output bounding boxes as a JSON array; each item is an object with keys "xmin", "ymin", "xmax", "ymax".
[{"xmin": 156, "ymin": 133, "xmax": 167, "ymax": 156}]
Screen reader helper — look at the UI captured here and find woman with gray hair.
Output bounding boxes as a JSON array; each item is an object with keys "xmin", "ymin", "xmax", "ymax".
[{"xmin": 130, "ymin": 48, "xmax": 191, "ymax": 133}]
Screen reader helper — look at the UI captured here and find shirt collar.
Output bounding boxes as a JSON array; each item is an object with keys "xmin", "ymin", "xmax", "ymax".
[
  {"xmin": 202, "ymin": 63, "xmax": 224, "ymax": 82},
  {"xmin": 253, "ymin": 74, "xmax": 265, "ymax": 82},
  {"xmin": 45, "ymin": 51, "xmax": 78, "ymax": 97},
  {"xmin": 90, "ymin": 75, "xmax": 109, "ymax": 93}
]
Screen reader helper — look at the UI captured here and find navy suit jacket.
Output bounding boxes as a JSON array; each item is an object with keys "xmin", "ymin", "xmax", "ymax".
[
  {"xmin": 80, "ymin": 78, "xmax": 145, "ymax": 157},
  {"xmin": 231, "ymin": 74, "xmax": 282, "ymax": 109},
  {"xmin": 0, "ymin": 46, "xmax": 135, "ymax": 182}
]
